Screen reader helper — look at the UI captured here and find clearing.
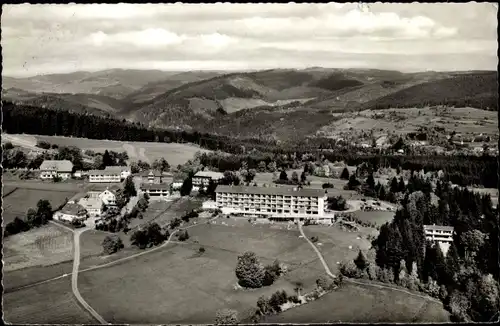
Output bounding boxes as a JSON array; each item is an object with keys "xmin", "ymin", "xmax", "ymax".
[
  {"xmin": 264, "ymin": 281, "xmax": 449, "ymax": 323},
  {"xmin": 3, "ymin": 277, "xmax": 95, "ymax": 324},
  {"xmin": 3, "ymin": 223, "xmax": 74, "ymax": 272}
]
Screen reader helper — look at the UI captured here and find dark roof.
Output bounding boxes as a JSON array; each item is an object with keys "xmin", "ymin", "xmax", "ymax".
[
  {"xmin": 60, "ymin": 203, "xmax": 86, "ymax": 215},
  {"xmin": 141, "ymin": 183, "xmax": 170, "ymax": 190},
  {"xmin": 215, "ymin": 185, "xmax": 326, "ymax": 197},
  {"xmin": 40, "ymin": 160, "xmax": 73, "ymax": 172}
]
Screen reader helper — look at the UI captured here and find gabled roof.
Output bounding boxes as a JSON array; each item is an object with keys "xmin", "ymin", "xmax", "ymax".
[
  {"xmin": 141, "ymin": 183, "xmax": 170, "ymax": 190},
  {"xmin": 60, "ymin": 203, "xmax": 86, "ymax": 216},
  {"xmin": 88, "ymin": 169, "xmax": 121, "ymax": 176},
  {"xmin": 215, "ymin": 185, "xmax": 326, "ymax": 197},
  {"xmin": 78, "ymin": 197, "xmax": 103, "ymax": 209},
  {"xmin": 39, "ymin": 160, "xmax": 73, "ymax": 172},
  {"xmin": 194, "ymin": 171, "xmax": 224, "ymax": 179},
  {"xmin": 104, "ymin": 166, "xmax": 130, "ymax": 172}
]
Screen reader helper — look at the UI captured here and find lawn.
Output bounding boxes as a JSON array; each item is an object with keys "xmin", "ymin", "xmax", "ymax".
[
  {"xmin": 76, "ymin": 222, "xmax": 326, "ymax": 324},
  {"xmin": 147, "ymin": 197, "xmax": 204, "ymax": 227},
  {"xmin": 33, "ymin": 134, "xmax": 210, "ymax": 166},
  {"xmin": 301, "ymin": 224, "xmax": 377, "ymax": 275},
  {"xmin": 264, "ymin": 281, "xmax": 450, "ymax": 323},
  {"xmin": 354, "ymin": 210, "xmax": 396, "ymax": 226},
  {"xmin": 2, "ymin": 187, "xmax": 77, "ymax": 224},
  {"xmin": 3, "ymin": 277, "xmax": 96, "ymax": 324},
  {"xmin": 3, "ymin": 223, "xmax": 74, "ymax": 272}
]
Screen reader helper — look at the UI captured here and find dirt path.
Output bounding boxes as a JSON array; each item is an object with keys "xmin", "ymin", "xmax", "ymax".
[
  {"xmin": 48, "ymin": 221, "xmax": 108, "ymax": 324},
  {"xmin": 298, "ymin": 222, "xmax": 442, "ymax": 305}
]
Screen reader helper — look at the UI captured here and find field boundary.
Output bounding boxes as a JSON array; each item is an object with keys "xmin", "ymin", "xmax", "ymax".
[{"xmin": 2, "ymin": 187, "xmax": 18, "ymax": 198}]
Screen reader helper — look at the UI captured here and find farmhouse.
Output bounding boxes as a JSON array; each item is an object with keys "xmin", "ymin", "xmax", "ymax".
[
  {"xmin": 214, "ymin": 185, "xmax": 329, "ymax": 221},
  {"xmin": 424, "ymin": 224, "xmax": 455, "ymax": 256},
  {"xmin": 141, "ymin": 183, "xmax": 170, "ymax": 198},
  {"xmin": 53, "ymin": 202, "xmax": 87, "ymax": 222},
  {"xmin": 39, "ymin": 160, "xmax": 74, "ymax": 180},
  {"xmin": 88, "ymin": 169, "xmax": 121, "ymax": 183},
  {"xmin": 104, "ymin": 166, "xmax": 131, "ymax": 180},
  {"xmin": 78, "ymin": 197, "xmax": 104, "ymax": 217},
  {"xmin": 193, "ymin": 171, "xmax": 224, "ymax": 186}
]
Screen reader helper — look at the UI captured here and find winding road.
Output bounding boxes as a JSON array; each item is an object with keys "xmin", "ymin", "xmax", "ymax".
[{"xmin": 297, "ymin": 222, "xmax": 443, "ymax": 305}]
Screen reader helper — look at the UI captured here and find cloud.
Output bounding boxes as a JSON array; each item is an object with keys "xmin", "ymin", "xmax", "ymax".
[{"xmin": 1, "ymin": 3, "xmax": 497, "ymax": 77}]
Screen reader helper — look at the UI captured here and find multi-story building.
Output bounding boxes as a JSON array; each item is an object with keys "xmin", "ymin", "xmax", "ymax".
[
  {"xmin": 193, "ymin": 171, "xmax": 224, "ymax": 189},
  {"xmin": 39, "ymin": 160, "xmax": 74, "ymax": 180},
  {"xmin": 141, "ymin": 183, "xmax": 170, "ymax": 198},
  {"xmin": 88, "ymin": 170, "xmax": 122, "ymax": 183},
  {"xmin": 424, "ymin": 224, "xmax": 455, "ymax": 256},
  {"xmin": 104, "ymin": 166, "xmax": 131, "ymax": 180},
  {"xmin": 214, "ymin": 185, "xmax": 328, "ymax": 220}
]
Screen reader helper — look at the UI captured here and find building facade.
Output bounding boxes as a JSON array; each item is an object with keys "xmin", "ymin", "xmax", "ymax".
[
  {"xmin": 141, "ymin": 183, "xmax": 170, "ymax": 198},
  {"xmin": 99, "ymin": 189, "xmax": 117, "ymax": 206},
  {"xmin": 140, "ymin": 170, "xmax": 166, "ymax": 184},
  {"xmin": 104, "ymin": 166, "xmax": 131, "ymax": 180},
  {"xmin": 88, "ymin": 170, "xmax": 122, "ymax": 183},
  {"xmin": 193, "ymin": 171, "xmax": 224, "ymax": 188},
  {"xmin": 53, "ymin": 203, "xmax": 87, "ymax": 222},
  {"xmin": 215, "ymin": 185, "xmax": 328, "ymax": 220},
  {"xmin": 78, "ymin": 197, "xmax": 104, "ymax": 217},
  {"xmin": 39, "ymin": 160, "xmax": 74, "ymax": 180},
  {"xmin": 424, "ymin": 224, "xmax": 454, "ymax": 256}
]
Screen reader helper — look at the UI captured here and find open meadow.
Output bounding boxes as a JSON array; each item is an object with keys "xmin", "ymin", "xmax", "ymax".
[
  {"xmin": 264, "ymin": 281, "xmax": 450, "ymax": 323},
  {"xmin": 3, "ymin": 277, "xmax": 95, "ymax": 324},
  {"xmin": 2, "ymin": 184, "xmax": 78, "ymax": 224},
  {"xmin": 3, "ymin": 223, "xmax": 74, "ymax": 272},
  {"xmin": 3, "ymin": 133, "xmax": 210, "ymax": 166},
  {"xmin": 76, "ymin": 221, "xmax": 327, "ymax": 324}
]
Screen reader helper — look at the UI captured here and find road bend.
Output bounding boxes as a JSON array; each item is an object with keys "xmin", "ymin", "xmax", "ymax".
[{"xmin": 298, "ymin": 222, "xmax": 443, "ymax": 305}]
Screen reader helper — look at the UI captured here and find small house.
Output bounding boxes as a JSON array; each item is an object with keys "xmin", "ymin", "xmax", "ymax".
[{"xmin": 39, "ymin": 160, "xmax": 74, "ymax": 180}]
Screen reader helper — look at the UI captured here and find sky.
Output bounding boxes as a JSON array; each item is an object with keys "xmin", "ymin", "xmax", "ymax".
[{"xmin": 2, "ymin": 2, "xmax": 498, "ymax": 77}]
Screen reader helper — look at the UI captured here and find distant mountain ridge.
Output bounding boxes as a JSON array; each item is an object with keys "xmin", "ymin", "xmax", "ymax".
[{"xmin": 2, "ymin": 68, "xmax": 497, "ymax": 140}]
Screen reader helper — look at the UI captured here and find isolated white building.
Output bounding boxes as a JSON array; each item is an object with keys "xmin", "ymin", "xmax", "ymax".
[
  {"xmin": 215, "ymin": 185, "xmax": 329, "ymax": 220},
  {"xmin": 39, "ymin": 160, "xmax": 73, "ymax": 180},
  {"xmin": 88, "ymin": 169, "xmax": 121, "ymax": 183},
  {"xmin": 424, "ymin": 224, "xmax": 455, "ymax": 256},
  {"xmin": 53, "ymin": 203, "xmax": 87, "ymax": 222}
]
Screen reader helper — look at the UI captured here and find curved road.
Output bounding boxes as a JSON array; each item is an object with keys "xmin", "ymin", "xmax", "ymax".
[
  {"xmin": 20, "ymin": 217, "xmax": 219, "ymax": 324},
  {"xmin": 297, "ymin": 222, "xmax": 443, "ymax": 305}
]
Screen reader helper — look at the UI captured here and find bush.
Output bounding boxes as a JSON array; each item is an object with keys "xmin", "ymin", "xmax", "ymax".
[
  {"xmin": 102, "ymin": 234, "xmax": 124, "ymax": 255},
  {"xmin": 4, "ymin": 217, "xmax": 31, "ymax": 236},
  {"xmin": 339, "ymin": 260, "xmax": 360, "ymax": 278},
  {"xmin": 199, "ymin": 247, "xmax": 205, "ymax": 254},
  {"xmin": 288, "ymin": 295, "xmax": 301, "ymax": 304},
  {"xmin": 214, "ymin": 309, "xmax": 239, "ymax": 325},
  {"xmin": 316, "ymin": 276, "xmax": 329, "ymax": 290},
  {"xmin": 310, "ymin": 236, "xmax": 319, "ymax": 243},
  {"xmin": 178, "ymin": 229, "xmax": 189, "ymax": 241},
  {"xmin": 36, "ymin": 141, "xmax": 51, "ymax": 149},
  {"xmin": 322, "ymin": 183, "xmax": 334, "ymax": 189},
  {"xmin": 235, "ymin": 251, "xmax": 265, "ymax": 288}
]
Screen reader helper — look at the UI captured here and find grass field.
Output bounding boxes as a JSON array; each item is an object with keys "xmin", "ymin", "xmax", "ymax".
[
  {"xmin": 354, "ymin": 210, "xmax": 396, "ymax": 226},
  {"xmin": 2, "ymin": 187, "xmax": 77, "ymax": 224},
  {"xmin": 3, "ymin": 224, "xmax": 74, "ymax": 272},
  {"xmin": 76, "ymin": 222, "xmax": 326, "ymax": 323},
  {"xmin": 264, "ymin": 281, "xmax": 450, "ymax": 323},
  {"xmin": 3, "ymin": 277, "xmax": 96, "ymax": 324},
  {"xmin": 27, "ymin": 134, "xmax": 210, "ymax": 166}
]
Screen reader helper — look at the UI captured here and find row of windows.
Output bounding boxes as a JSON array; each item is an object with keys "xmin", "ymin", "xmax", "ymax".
[{"xmin": 218, "ymin": 193, "xmax": 317, "ymax": 199}]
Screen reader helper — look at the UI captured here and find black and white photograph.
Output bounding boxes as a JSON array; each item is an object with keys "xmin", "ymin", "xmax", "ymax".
[{"xmin": 1, "ymin": 2, "xmax": 499, "ymax": 324}]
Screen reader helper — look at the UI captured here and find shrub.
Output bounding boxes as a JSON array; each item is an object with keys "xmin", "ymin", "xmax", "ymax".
[
  {"xmin": 214, "ymin": 309, "xmax": 239, "ymax": 325},
  {"xmin": 339, "ymin": 260, "xmax": 360, "ymax": 278},
  {"xmin": 316, "ymin": 276, "xmax": 329, "ymax": 290},
  {"xmin": 102, "ymin": 235, "xmax": 124, "ymax": 255},
  {"xmin": 235, "ymin": 251, "xmax": 265, "ymax": 288},
  {"xmin": 5, "ymin": 217, "xmax": 31, "ymax": 236},
  {"xmin": 199, "ymin": 247, "xmax": 205, "ymax": 254},
  {"xmin": 322, "ymin": 183, "xmax": 334, "ymax": 189},
  {"xmin": 178, "ymin": 229, "xmax": 189, "ymax": 241},
  {"xmin": 288, "ymin": 295, "xmax": 301, "ymax": 304},
  {"xmin": 310, "ymin": 236, "xmax": 319, "ymax": 243}
]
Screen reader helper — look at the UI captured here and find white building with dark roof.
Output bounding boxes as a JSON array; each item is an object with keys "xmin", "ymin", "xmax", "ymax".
[
  {"xmin": 193, "ymin": 171, "xmax": 224, "ymax": 189},
  {"xmin": 424, "ymin": 224, "xmax": 455, "ymax": 256},
  {"xmin": 39, "ymin": 160, "xmax": 74, "ymax": 180},
  {"xmin": 88, "ymin": 169, "xmax": 121, "ymax": 183},
  {"xmin": 104, "ymin": 166, "xmax": 131, "ymax": 180},
  {"xmin": 141, "ymin": 183, "xmax": 170, "ymax": 198},
  {"xmin": 214, "ymin": 185, "xmax": 329, "ymax": 220},
  {"xmin": 53, "ymin": 203, "xmax": 87, "ymax": 222},
  {"xmin": 78, "ymin": 197, "xmax": 104, "ymax": 217}
]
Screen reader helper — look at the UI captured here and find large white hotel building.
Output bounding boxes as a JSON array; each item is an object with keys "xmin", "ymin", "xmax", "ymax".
[{"xmin": 215, "ymin": 185, "xmax": 329, "ymax": 220}]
